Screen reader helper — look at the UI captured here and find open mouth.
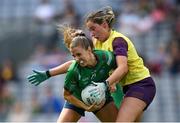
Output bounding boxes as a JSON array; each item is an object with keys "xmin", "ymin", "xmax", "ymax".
[{"xmin": 94, "ymin": 36, "xmax": 99, "ymax": 39}]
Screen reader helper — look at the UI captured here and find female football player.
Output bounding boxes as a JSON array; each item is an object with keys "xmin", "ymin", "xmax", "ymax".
[
  {"xmin": 28, "ymin": 26, "xmax": 118, "ymax": 122},
  {"xmin": 85, "ymin": 6, "xmax": 156, "ymax": 122}
]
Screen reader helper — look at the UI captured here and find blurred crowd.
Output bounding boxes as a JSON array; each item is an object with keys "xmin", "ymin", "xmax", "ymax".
[{"xmin": 0, "ymin": 0, "xmax": 180, "ymax": 122}]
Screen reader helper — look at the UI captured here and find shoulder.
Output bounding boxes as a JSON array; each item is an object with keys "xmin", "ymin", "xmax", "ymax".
[
  {"xmin": 65, "ymin": 61, "xmax": 79, "ymax": 85},
  {"xmin": 94, "ymin": 50, "xmax": 115, "ymax": 65},
  {"xmin": 94, "ymin": 49, "xmax": 113, "ymax": 57},
  {"xmin": 68, "ymin": 60, "xmax": 78, "ymax": 70},
  {"xmin": 67, "ymin": 60, "xmax": 79, "ymax": 76},
  {"xmin": 112, "ymin": 30, "xmax": 134, "ymax": 47},
  {"xmin": 113, "ymin": 37, "xmax": 128, "ymax": 48}
]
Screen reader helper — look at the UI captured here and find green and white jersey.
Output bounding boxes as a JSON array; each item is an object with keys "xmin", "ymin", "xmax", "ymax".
[{"xmin": 64, "ymin": 50, "xmax": 116, "ymax": 100}]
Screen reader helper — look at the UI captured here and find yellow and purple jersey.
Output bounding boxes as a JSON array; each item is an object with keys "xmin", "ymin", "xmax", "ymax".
[{"xmin": 94, "ymin": 30, "xmax": 150, "ymax": 86}]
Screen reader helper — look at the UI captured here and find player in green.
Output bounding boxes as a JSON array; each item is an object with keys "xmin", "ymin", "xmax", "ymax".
[{"xmin": 28, "ymin": 26, "xmax": 118, "ymax": 122}]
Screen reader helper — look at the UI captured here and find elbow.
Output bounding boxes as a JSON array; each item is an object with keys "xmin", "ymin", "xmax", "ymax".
[
  {"xmin": 64, "ymin": 93, "xmax": 71, "ymax": 101},
  {"xmin": 64, "ymin": 96, "xmax": 69, "ymax": 101},
  {"xmin": 64, "ymin": 92, "xmax": 68, "ymax": 100},
  {"xmin": 63, "ymin": 89, "xmax": 72, "ymax": 101}
]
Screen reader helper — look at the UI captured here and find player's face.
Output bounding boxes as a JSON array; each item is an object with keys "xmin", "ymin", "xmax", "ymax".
[
  {"xmin": 70, "ymin": 46, "xmax": 92, "ymax": 67},
  {"xmin": 86, "ymin": 21, "xmax": 109, "ymax": 42}
]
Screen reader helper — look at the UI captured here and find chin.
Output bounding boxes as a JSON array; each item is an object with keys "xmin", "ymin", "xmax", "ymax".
[{"xmin": 80, "ymin": 63, "xmax": 86, "ymax": 67}]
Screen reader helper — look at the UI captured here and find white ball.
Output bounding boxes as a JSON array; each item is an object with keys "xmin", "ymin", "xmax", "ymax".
[{"xmin": 81, "ymin": 84, "xmax": 106, "ymax": 106}]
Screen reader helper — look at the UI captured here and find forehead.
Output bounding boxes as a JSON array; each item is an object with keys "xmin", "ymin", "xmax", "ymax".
[
  {"xmin": 70, "ymin": 46, "xmax": 85, "ymax": 53},
  {"xmin": 86, "ymin": 21, "xmax": 100, "ymax": 28},
  {"xmin": 87, "ymin": 20, "xmax": 95, "ymax": 25}
]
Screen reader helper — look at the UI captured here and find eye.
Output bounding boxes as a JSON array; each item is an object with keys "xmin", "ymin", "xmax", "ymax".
[
  {"xmin": 76, "ymin": 53, "xmax": 81, "ymax": 57},
  {"xmin": 72, "ymin": 53, "xmax": 81, "ymax": 58},
  {"xmin": 90, "ymin": 27, "xmax": 95, "ymax": 31}
]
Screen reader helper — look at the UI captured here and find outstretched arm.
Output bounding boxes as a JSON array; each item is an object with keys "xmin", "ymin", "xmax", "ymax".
[
  {"xmin": 49, "ymin": 60, "xmax": 73, "ymax": 76},
  {"xmin": 27, "ymin": 60, "xmax": 73, "ymax": 86}
]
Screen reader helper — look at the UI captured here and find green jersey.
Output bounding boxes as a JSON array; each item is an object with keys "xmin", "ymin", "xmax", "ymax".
[{"xmin": 64, "ymin": 50, "xmax": 116, "ymax": 101}]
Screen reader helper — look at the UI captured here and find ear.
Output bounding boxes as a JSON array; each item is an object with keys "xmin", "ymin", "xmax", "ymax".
[{"xmin": 102, "ymin": 21, "xmax": 108, "ymax": 29}]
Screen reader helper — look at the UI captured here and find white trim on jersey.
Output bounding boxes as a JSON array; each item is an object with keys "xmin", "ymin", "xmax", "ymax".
[{"xmin": 107, "ymin": 52, "xmax": 112, "ymax": 66}]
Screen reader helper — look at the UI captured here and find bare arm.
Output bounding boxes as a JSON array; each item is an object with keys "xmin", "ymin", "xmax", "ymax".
[
  {"xmin": 106, "ymin": 55, "xmax": 128, "ymax": 86},
  {"xmin": 49, "ymin": 60, "xmax": 73, "ymax": 76},
  {"xmin": 106, "ymin": 37, "xmax": 129, "ymax": 86},
  {"xmin": 63, "ymin": 89, "xmax": 98, "ymax": 112},
  {"xmin": 63, "ymin": 89, "xmax": 88, "ymax": 110}
]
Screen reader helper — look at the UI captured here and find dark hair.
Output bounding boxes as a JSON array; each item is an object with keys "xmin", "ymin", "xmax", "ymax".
[
  {"xmin": 70, "ymin": 36, "xmax": 94, "ymax": 50},
  {"xmin": 85, "ymin": 6, "xmax": 115, "ymax": 28}
]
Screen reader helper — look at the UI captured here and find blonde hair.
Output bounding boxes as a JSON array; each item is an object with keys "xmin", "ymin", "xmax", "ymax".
[
  {"xmin": 57, "ymin": 25, "xmax": 94, "ymax": 50},
  {"xmin": 85, "ymin": 6, "xmax": 115, "ymax": 28}
]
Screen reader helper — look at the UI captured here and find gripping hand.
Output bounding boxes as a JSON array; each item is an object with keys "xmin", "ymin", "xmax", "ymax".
[
  {"xmin": 91, "ymin": 81, "xmax": 108, "ymax": 92},
  {"xmin": 27, "ymin": 70, "xmax": 50, "ymax": 86}
]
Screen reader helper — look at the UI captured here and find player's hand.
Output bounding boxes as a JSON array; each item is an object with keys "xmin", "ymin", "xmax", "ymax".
[
  {"xmin": 85, "ymin": 103, "xmax": 97, "ymax": 112},
  {"xmin": 85, "ymin": 101, "xmax": 105, "ymax": 112},
  {"xmin": 27, "ymin": 70, "xmax": 50, "ymax": 86},
  {"xmin": 109, "ymin": 83, "xmax": 117, "ymax": 93}
]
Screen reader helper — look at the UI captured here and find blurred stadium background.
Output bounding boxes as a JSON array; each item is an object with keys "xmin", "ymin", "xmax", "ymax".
[{"xmin": 0, "ymin": 0, "xmax": 180, "ymax": 122}]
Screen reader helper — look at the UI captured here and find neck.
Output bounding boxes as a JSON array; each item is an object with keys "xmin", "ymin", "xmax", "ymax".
[
  {"xmin": 103, "ymin": 29, "xmax": 111, "ymax": 41},
  {"xmin": 87, "ymin": 54, "xmax": 97, "ymax": 67}
]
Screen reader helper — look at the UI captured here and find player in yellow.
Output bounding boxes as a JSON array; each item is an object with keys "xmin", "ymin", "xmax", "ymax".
[{"xmin": 85, "ymin": 6, "xmax": 156, "ymax": 122}]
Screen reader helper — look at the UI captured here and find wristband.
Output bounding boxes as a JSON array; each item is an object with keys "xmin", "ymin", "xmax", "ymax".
[{"xmin": 46, "ymin": 70, "xmax": 51, "ymax": 78}]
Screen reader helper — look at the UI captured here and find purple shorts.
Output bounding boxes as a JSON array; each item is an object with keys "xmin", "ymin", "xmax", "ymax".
[{"xmin": 123, "ymin": 77, "xmax": 156, "ymax": 110}]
